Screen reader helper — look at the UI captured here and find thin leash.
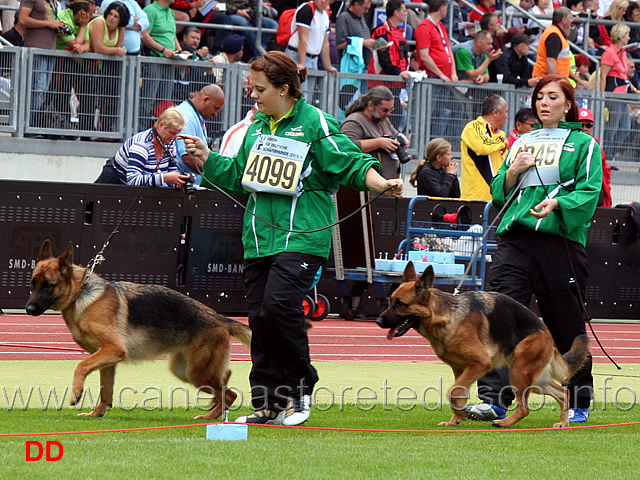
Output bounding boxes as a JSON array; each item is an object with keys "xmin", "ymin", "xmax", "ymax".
[
  {"xmin": 453, "ymin": 170, "xmax": 531, "ymax": 295},
  {"xmin": 187, "ymin": 132, "xmax": 399, "ymax": 234},
  {"xmin": 81, "ymin": 184, "xmax": 146, "ymax": 287},
  {"xmin": 452, "ymin": 157, "xmax": 619, "ymax": 369}
]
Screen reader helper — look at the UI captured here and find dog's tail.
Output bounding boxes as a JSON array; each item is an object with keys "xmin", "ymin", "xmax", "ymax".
[
  {"xmin": 552, "ymin": 334, "xmax": 590, "ymax": 382},
  {"xmin": 224, "ymin": 318, "xmax": 252, "ymax": 348}
]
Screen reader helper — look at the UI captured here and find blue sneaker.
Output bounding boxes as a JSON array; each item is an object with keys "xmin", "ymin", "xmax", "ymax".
[
  {"xmin": 569, "ymin": 408, "xmax": 589, "ymax": 423},
  {"xmin": 466, "ymin": 403, "xmax": 506, "ymax": 421}
]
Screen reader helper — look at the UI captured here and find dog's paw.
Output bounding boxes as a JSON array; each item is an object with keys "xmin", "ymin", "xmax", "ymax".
[
  {"xmin": 553, "ymin": 421, "xmax": 568, "ymax": 428},
  {"xmin": 438, "ymin": 419, "xmax": 461, "ymax": 427},
  {"xmin": 77, "ymin": 410, "xmax": 105, "ymax": 417},
  {"xmin": 69, "ymin": 389, "xmax": 83, "ymax": 406}
]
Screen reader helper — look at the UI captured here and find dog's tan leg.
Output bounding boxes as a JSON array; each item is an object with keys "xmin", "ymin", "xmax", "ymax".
[
  {"xmin": 492, "ymin": 352, "xmax": 540, "ymax": 428},
  {"xmin": 440, "ymin": 363, "xmax": 490, "ymax": 427},
  {"xmin": 78, "ymin": 366, "xmax": 116, "ymax": 417},
  {"xmin": 545, "ymin": 383, "xmax": 570, "ymax": 428},
  {"xmin": 492, "ymin": 386, "xmax": 530, "ymax": 428},
  {"xmin": 71, "ymin": 344, "xmax": 126, "ymax": 413},
  {"xmin": 194, "ymin": 370, "xmax": 238, "ymax": 420}
]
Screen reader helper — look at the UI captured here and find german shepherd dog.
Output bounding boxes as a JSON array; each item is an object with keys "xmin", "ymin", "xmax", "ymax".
[
  {"xmin": 376, "ymin": 263, "xmax": 590, "ymax": 428},
  {"xmin": 25, "ymin": 239, "xmax": 251, "ymax": 419}
]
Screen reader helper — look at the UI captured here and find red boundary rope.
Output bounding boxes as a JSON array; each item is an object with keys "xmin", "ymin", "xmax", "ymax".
[{"xmin": 1, "ymin": 421, "xmax": 639, "ymax": 437}]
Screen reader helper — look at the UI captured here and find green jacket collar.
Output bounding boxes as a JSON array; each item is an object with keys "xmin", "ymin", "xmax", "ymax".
[
  {"xmin": 253, "ymin": 96, "xmax": 308, "ymax": 126},
  {"xmin": 533, "ymin": 120, "xmax": 583, "ymax": 131}
]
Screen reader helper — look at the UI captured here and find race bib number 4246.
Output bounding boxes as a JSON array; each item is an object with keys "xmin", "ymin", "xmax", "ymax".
[
  {"xmin": 511, "ymin": 128, "xmax": 570, "ymax": 189},
  {"xmin": 242, "ymin": 135, "xmax": 311, "ymax": 196}
]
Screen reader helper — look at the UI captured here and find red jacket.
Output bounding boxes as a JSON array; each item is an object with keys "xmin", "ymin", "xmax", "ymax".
[{"xmin": 368, "ymin": 21, "xmax": 408, "ymax": 89}]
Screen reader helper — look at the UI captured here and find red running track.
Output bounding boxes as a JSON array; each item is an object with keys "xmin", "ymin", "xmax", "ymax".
[{"xmin": 1, "ymin": 314, "xmax": 639, "ymax": 363}]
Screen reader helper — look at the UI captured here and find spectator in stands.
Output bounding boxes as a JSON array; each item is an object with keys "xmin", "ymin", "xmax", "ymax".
[
  {"xmin": 573, "ymin": 53, "xmax": 592, "ymax": 91},
  {"xmin": 140, "ymin": 0, "xmax": 184, "ymax": 131},
  {"xmin": 173, "ymin": 26, "xmax": 215, "ymax": 106},
  {"xmin": 495, "ymin": 32, "xmax": 538, "ymax": 88},
  {"xmin": 174, "ymin": 1, "xmax": 232, "ymax": 53},
  {"xmin": 368, "ymin": 0, "xmax": 410, "ymax": 128},
  {"xmin": 443, "ymin": 0, "xmax": 477, "ymax": 43},
  {"xmin": 368, "ymin": 0, "xmax": 411, "ymax": 83},
  {"xmin": 52, "ymin": 1, "xmax": 96, "ymax": 132},
  {"xmin": 579, "ymin": 107, "xmax": 612, "ymax": 207},
  {"xmin": 82, "ymin": 1, "xmax": 129, "ymax": 135},
  {"xmin": 479, "ymin": 11, "xmax": 508, "ymax": 52},
  {"xmin": 415, "ymin": 0, "xmax": 456, "ymax": 83},
  {"xmin": 454, "ymin": 30, "xmax": 501, "ymax": 84},
  {"xmin": 95, "ymin": 107, "xmax": 191, "ymax": 188},
  {"xmin": 599, "ymin": 0, "xmax": 629, "ymax": 48},
  {"xmin": 57, "ymin": 1, "xmax": 95, "ymax": 53},
  {"xmin": 211, "ymin": 33, "xmax": 245, "ymax": 64},
  {"xmin": 469, "ymin": 0, "xmax": 497, "ymax": 23},
  {"xmin": 0, "ymin": 0, "xmax": 19, "ymax": 34},
  {"xmin": 568, "ymin": 0, "xmax": 589, "ymax": 49},
  {"xmin": 526, "ymin": 0, "xmax": 554, "ymax": 51},
  {"xmin": 210, "ymin": 34, "xmax": 249, "ymax": 85},
  {"xmin": 1, "ymin": 11, "xmax": 23, "ymax": 46},
  {"xmin": 225, "ymin": 0, "xmax": 279, "ymax": 60},
  {"xmin": 505, "ymin": 106, "xmax": 535, "ymax": 150},
  {"xmin": 335, "ymin": 0, "xmax": 375, "ymax": 67},
  {"xmin": 625, "ymin": 3, "xmax": 640, "ymax": 60},
  {"xmin": 600, "ymin": 23, "xmax": 633, "ymax": 158},
  {"xmin": 505, "ymin": 0, "xmax": 535, "ymax": 31},
  {"xmin": 532, "ymin": 7, "xmax": 573, "ymax": 79},
  {"xmin": 405, "ymin": 1, "xmax": 426, "ymax": 32},
  {"xmin": 19, "ymin": 0, "xmax": 66, "ymax": 130},
  {"xmin": 180, "ymin": 24, "xmax": 211, "ymax": 59},
  {"xmin": 460, "ymin": 93, "xmax": 507, "ymax": 200},
  {"xmin": 628, "ymin": 59, "xmax": 640, "ymax": 91},
  {"xmin": 286, "ymin": 0, "xmax": 337, "ymax": 102},
  {"xmin": 410, "ymin": 137, "xmax": 460, "ymax": 197},
  {"xmin": 341, "ymin": 86, "xmax": 410, "ymax": 180},
  {"xmin": 175, "ymin": 84, "xmax": 225, "ymax": 183},
  {"xmin": 415, "ymin": 0, "xmax": 460, "ymax": 139},
  {"xmin": 102, "ymin": 0, "xmax": 149, "ymax": 55},
  {"xmin": 581, "ymin": 0, "xmax": 604, "ymax": 55}
]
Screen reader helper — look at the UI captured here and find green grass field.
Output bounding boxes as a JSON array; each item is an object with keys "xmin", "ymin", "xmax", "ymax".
[{"xmin": 1, "ymin": 360, "xmax": 639, "ymax": 478}]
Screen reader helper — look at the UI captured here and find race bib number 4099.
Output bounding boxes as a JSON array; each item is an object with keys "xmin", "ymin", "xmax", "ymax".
[{"xmin": 242, "ymin": 135, "xmax": 311, "ymax": 196}]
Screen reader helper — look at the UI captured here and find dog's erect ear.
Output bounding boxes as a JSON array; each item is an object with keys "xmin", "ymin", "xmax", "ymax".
[
  {"xmin": 38, "ymin": 239, "xmax": 53, "ymax": 261},
  {"xmin": 58, "ymin": 241, "xmax": 74, "ymax": 270},
  {"xmin": 403, "ymin": 261, "xmax": 417, "ymax": 282},
  {"xmin": 417, "ymin": 265, "xmax": 435, "ymax": 293}
]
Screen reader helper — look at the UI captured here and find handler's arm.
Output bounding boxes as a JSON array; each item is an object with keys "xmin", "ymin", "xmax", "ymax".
[{"xmin": 365, "ymin": 168, "xmax": 404, "ymax": 197}]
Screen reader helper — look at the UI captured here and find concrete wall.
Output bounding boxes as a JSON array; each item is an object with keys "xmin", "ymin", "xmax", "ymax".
[{"xmin": 0, "ymin": 137, "xmax": 115, "ymax": 183}]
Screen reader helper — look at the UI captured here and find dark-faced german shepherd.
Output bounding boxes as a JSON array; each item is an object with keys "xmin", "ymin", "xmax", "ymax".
[
  {"xmin": 377, "ymin": 263, "xmax": 590, "ymax": 428},
  {"xmin": 25, "ymin": 239, "xmax": 251, "ymax": 419}
]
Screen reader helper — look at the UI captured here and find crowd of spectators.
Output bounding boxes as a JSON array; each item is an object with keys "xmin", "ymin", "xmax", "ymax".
[{"xmin": 1, "ymin": 0, "xmax": 640, "ymax": 158}]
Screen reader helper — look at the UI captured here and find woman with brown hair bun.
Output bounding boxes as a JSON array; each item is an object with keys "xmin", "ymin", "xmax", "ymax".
[{"xmin": 183, "ymin": 51, "xmax": 403, "ymax": 426}]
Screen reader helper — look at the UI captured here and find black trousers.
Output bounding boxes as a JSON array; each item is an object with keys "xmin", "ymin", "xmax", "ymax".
[
  {"xmin": 94, "ymin": 158, "xmax": 124, "ymax": 184},
  {"xmin": 244, "ymin": 252, "xmax": 324, "ymax": 411},
  {"xmin": 477, "ymin": 229, "xmax": 593, "ymax": 409}
]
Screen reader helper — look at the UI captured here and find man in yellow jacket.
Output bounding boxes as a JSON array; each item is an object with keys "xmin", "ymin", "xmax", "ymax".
[{"xmin": 460, "ymin": 94, "xmax": 508, "ymax": 200}]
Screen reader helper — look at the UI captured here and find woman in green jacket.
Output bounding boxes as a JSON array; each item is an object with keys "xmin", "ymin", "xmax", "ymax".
[
  {"xmin": 466, "ymin": 74, "xmax": 602, "ymax": 425},
  {"xmin": 184, "ymin": 51, "xmax": 403, "ymax": 426}
]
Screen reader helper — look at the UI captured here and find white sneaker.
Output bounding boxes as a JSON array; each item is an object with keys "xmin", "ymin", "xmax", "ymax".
[{"xmin": 282, "ymin": 395, "xmax": 311, "ymax": 426}]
